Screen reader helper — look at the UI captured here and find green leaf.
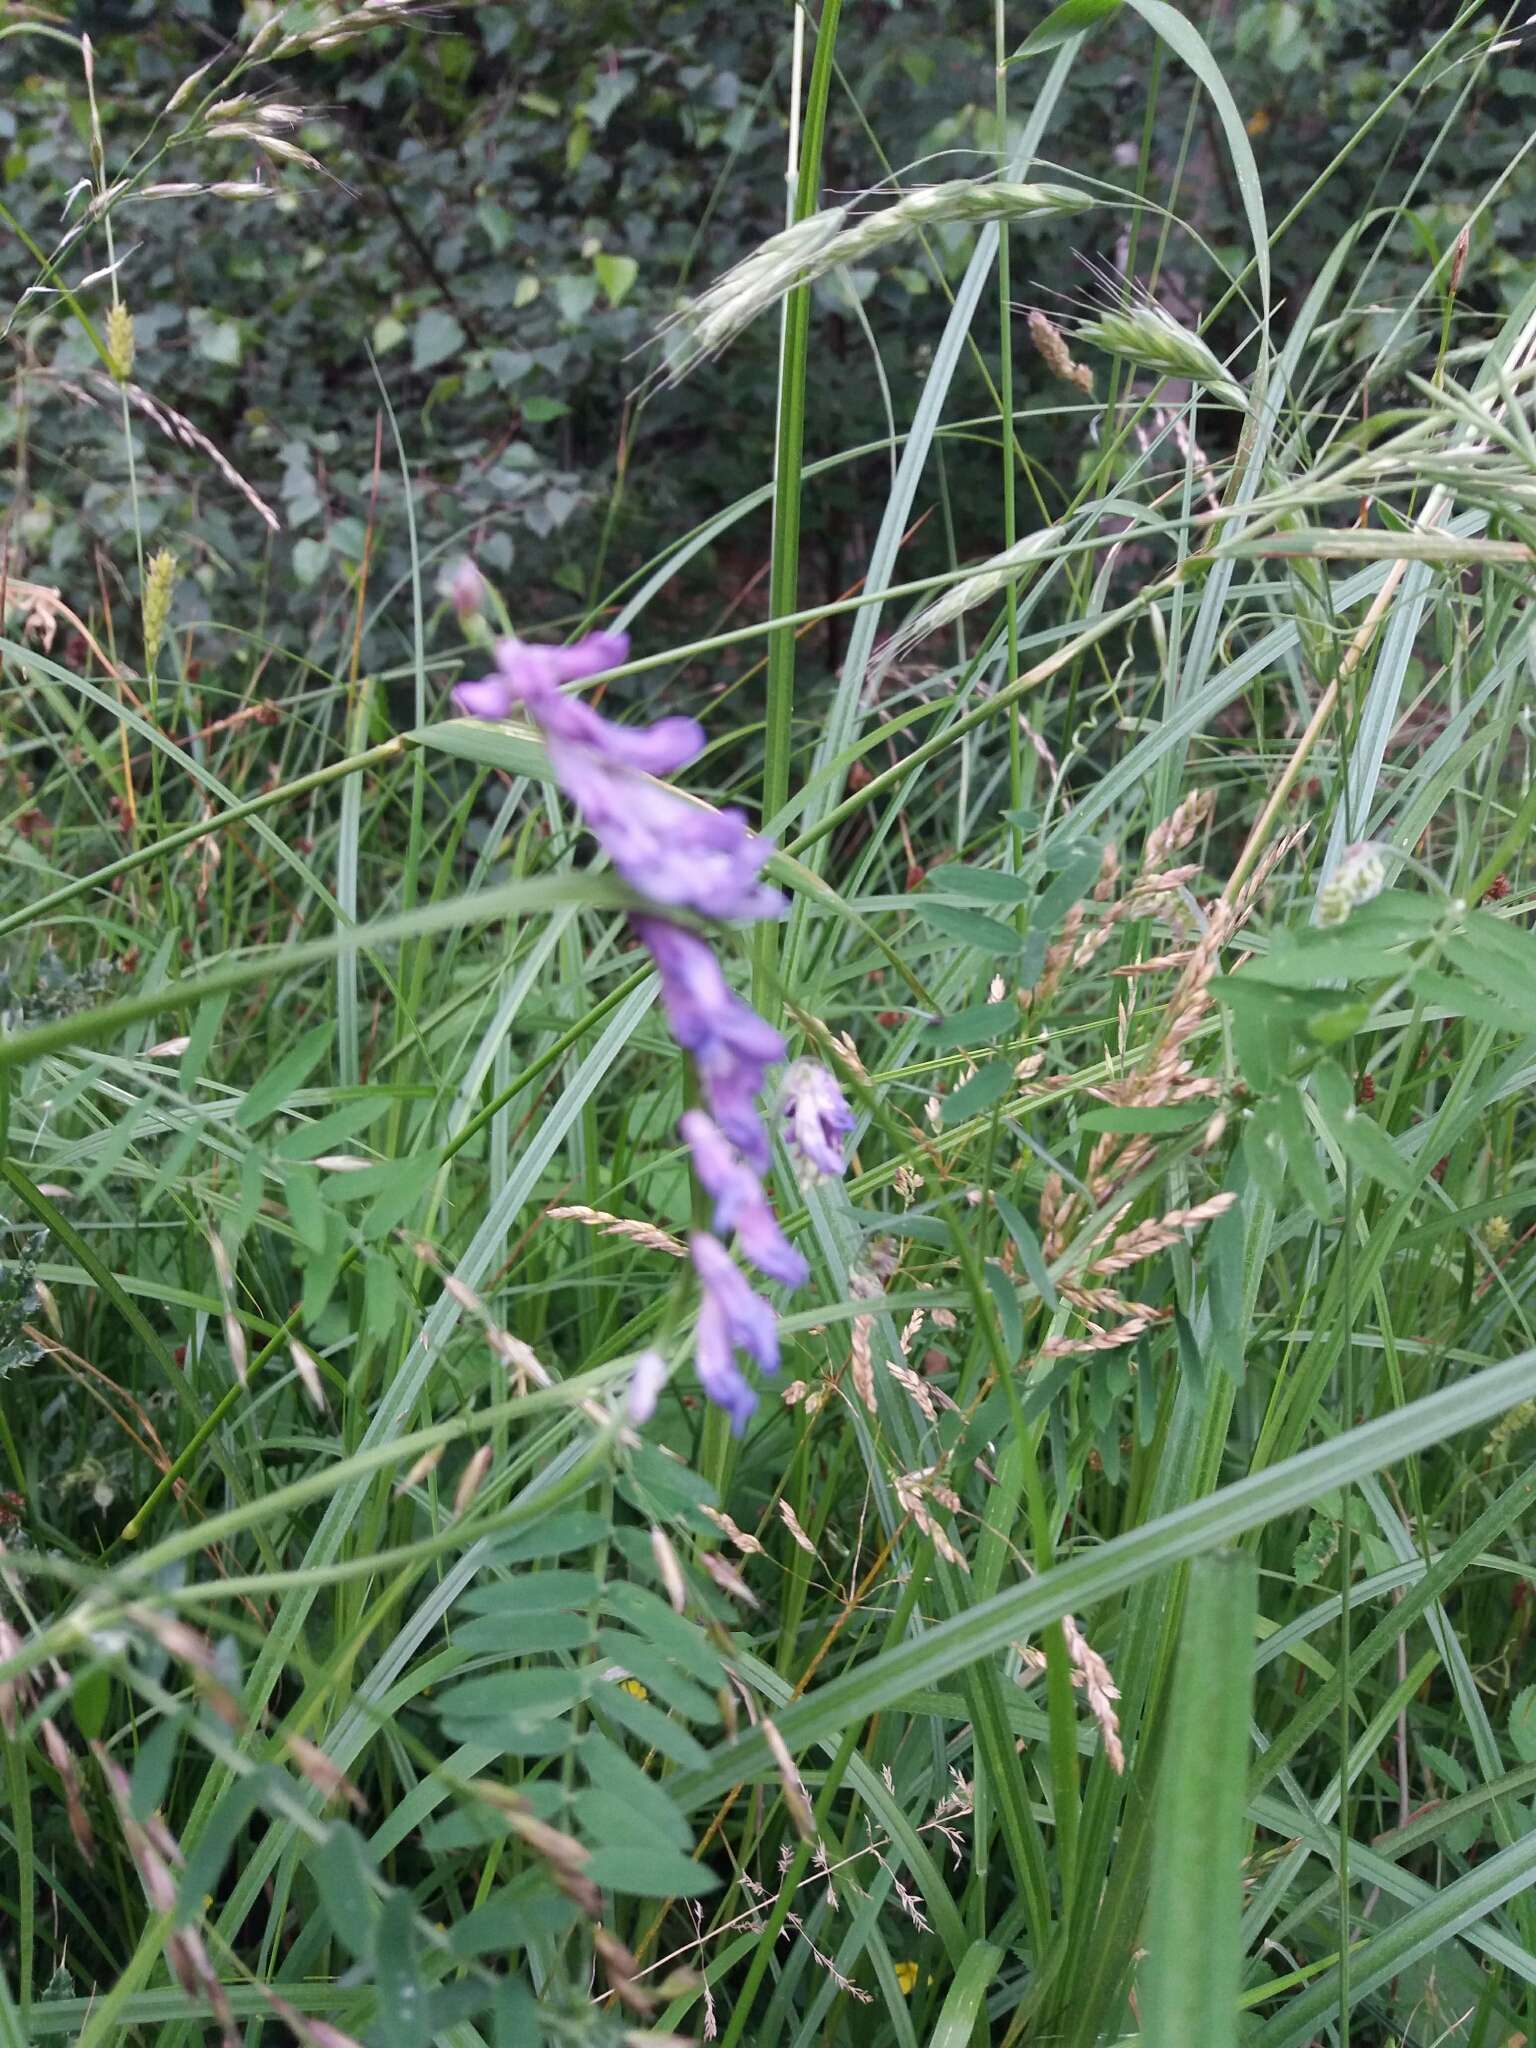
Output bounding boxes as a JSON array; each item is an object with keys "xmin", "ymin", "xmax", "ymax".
[
  {"xmin": 580, "ymin": 1734, "xmax": 694, "ymax": 1850},
  {"xmin": 476, "ymin": 199, "xmax": 516, "ymax": 253},
  {"xmin": 519, "ymin": 393, "xmax": 570, "ymax": 422},
  {"xmin": 178, "ymin": 994, "xmax": 227, "ymax": 1092},
  {"xmin": 1018, "ymin": 844, "xmax": 1103, "ymax": 986},
  {"xmin": 1242, "ymin": 1099, "xmax": 1289, "ymax": 1210},
  {"xmin": 601, "ymin": 1584, "xmax": 724, "ymax": 1687},
  {"xmin": 584, "ymin": 1843, "xmax": 719, "ymax": 1898},
  {"xmin": 412, "ymin": 307, "xmax": 465, "ymax": 373},
  {"xmin": 1510, "ymin": 1686, "xmax": 1536, "ymax": 1764},
  {"xmin": 454, "ymin": 1611, "xmax": 592, "ymax": 1655},
  {"xmin": 923, "ymin": 1000, "xmax": 1020, "ymax": 1049},
  {"xmin": 926, "ymin": 1940, "xmax": 1003, "ymax": 2045},
  {"xmin": 372, "ymin": 312, "xmax": 407, "ymax": 354},
  {"xmin": 194, "ymin": 315, "xmax": 241, "ymax": 367},
  {"xmin": 911, "ymin": 902, "xmax": 1024, "ymax": 952},
  {"xmin": 291, "ymin": 536, "xmax": 329, "ymax": 588},
  {"xmin": 271, "ymin": 1097, "xmax": 390, "ymax": 1161},
  {"xmin": 594, "ymin": 1628, "xmax": 720, "ymax": 1722},
  {"xmin": 592, "ymin": 250, "xmax": 638, "ymax": 306},
  {"xmin": 372, "ymin": 1890, "xmax": 428, "ymax": 2048},
  {"xmin": 282, "ymin": 1166, "xmax": 328, "ymax": 1253},
  {"xmin": 592, "ymin": 1680, "xmax": 708, "ymax": 1769},
  {"xmin": 926, "ymin": 863, "xmax": 1035, "ymax": 904},
  {"xmin": 994, "ymin": 1191, "xmax": 1058, "ymax": 1308},
  {"xmin": 1306, "ymin": 999, "xmax": 1371, "ymax": 1046},
  {"xmin": 1076, "ymin": 1104, "xmax": 1207, "ymax": 1135},
  {"xmin": 490, "ymin": 1512, "xmax": 610, "ymax": 1564},
  {"xmin": 237, "ymin": 1020, "xmax": 333, "ymax": 1128},
  {"xmin": 309, "ymin": 1822, "xmax": 379, "ymax": 1961},
  {"xmin": 984, "ymin": 1260, "xmax": 1024, "ymax": 1360},
  {"xmin": 69, "ymin": 1666, "xmax": 110, "ymax": 1743},
  {"xmin": 1011, "ymin": 0, "xmax": 1124, "ymax": 61},
  {"xmin": 1276, "ymin": 1084, "xmax": 1331, "ymax": 1223},
  {"xmin": 1312, "ymin": 1061, "xmax": 1418, "ymax": 1195},
  {"xmin": 1142, "ymin": 1552, "xmax": 1257, "ymax": 2048},
  {"xmin": 432, "ymin": 1669, "xmax": 583, "ymax": 1735},
  {"xmin": 1411, "ymin": 969, "xmax": 1531, "ymax": 1036},
  {"xmin": 942, "ymin": 1059, "xmax": 1015, "ymax": 1124},
  {"xmin": 463, "ymin": 1568, "xmax": 601, "ymax": 1615}
]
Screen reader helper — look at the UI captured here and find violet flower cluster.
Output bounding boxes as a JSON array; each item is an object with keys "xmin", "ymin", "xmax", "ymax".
[{"xmin": 451, "ymin": 618, "xmax": 855, "ymax": 1431}]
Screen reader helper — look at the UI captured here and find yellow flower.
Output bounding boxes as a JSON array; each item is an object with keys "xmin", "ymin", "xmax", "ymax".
[
  {"xmin": 619, "ymin": 1677, "xmax": 648, "ymax": 1701},
  {"xmin": 894, "ymin": 1961, "xmax": 919, "ymax": 1995}
]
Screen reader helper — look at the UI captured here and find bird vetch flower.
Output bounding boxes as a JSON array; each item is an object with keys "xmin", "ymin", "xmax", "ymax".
[
  {"xmin": 635, "ymin": 919, "xmax": 785, "ymax": 1168},
  {"xmin": 680, "ymin": 1109, "xmax": 808, "ymax": 1289},
  {"xmin": 691, "ymin": 1232, "xmax": 779, "ymax": 1434},
  {"xmin": 780, "ymin": 1060, "xmax": 855, "ymax": 1185}
]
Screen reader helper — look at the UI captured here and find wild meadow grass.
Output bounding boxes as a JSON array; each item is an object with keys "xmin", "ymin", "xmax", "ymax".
[{"xmin": 2, "ymin": 4, "xmax": 1536, "ymax": 2044}]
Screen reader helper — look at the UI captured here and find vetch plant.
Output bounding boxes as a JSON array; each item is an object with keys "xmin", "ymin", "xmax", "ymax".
[{"xmin": 448, "ymin": 605, "xmax": 851, "ymax": 1429}]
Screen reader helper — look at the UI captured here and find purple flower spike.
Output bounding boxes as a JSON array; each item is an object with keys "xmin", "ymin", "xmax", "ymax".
[
  {"xmin": 692, "ymin": 1232, "xmax": 779, "ymax": 1433},
  {"xmin": 781, "ymin": 1060, "xmax": 855, "ymax": 1185},
  {"xmin": 634, "ymin": 918, "xmax": 784, "ymax": 1167},
  {"xmin": 680, "ymin": 1109, "xmax": 808, "ymax": 1290}
]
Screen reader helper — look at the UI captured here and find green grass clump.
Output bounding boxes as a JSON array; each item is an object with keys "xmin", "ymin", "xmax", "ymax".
[{"xmin": 2, "ymin": 7, "xmax": 1536, "ymax": 2047}]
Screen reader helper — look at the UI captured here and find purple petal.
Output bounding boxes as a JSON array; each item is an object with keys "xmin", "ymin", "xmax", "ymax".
[
  {"xmin": 537, "ymin": 694, "xmax": 705, "ymax": 775},
  {"xmin": 635, "ymin": 919, "xmax": 784, "ymax": 1170},
  {"xmin": 694, "ymin": 1291, "xmax": 758, "ymax": 1434},
  {"xmin": 781, "ymin": 1060, "xmax": 855, "ymax": 1181},
  {"xmin": 680, "ymin": 1110, "xmax": 808, "ymax": 1290},
  {"xmin": 451, "ymin": 671, "xmax": 517, "ymax": 721},
  {"xmin": 557, "ymin": 749, "xmax": 784, "ymax": 923},
  {"xmin": 692, "ymin": 1232, "xmax": 779, "ymax": 1376}
]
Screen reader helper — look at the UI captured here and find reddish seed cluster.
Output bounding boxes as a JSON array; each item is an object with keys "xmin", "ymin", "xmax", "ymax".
[
  {"xmin": 1483, "ymin": 873, "xmax": 1510, "ymax": 902},
  {"xmin": 1356, "ymin": 1073, "xmax": 1376, "ymax": 1104}
]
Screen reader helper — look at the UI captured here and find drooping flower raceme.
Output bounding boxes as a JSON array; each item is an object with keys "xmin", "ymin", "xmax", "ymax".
[{"xmin": 449, "ymin": 618, "xmax": 852, "ymax": 1432}]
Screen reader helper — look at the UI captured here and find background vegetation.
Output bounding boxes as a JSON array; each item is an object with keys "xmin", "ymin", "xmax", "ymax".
[{"xmin": 2, "ymin": 1, "xmax": 1536, "ymax": 2044}]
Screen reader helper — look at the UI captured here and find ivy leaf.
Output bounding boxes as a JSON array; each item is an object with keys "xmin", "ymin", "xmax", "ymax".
[
  {"xmin": 593, "ymin": 251, "xmax": 639, "ymax": 307},
  {"xmin": 412, "ymin": 307, "xmax": 465, "ymax": 373}
]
